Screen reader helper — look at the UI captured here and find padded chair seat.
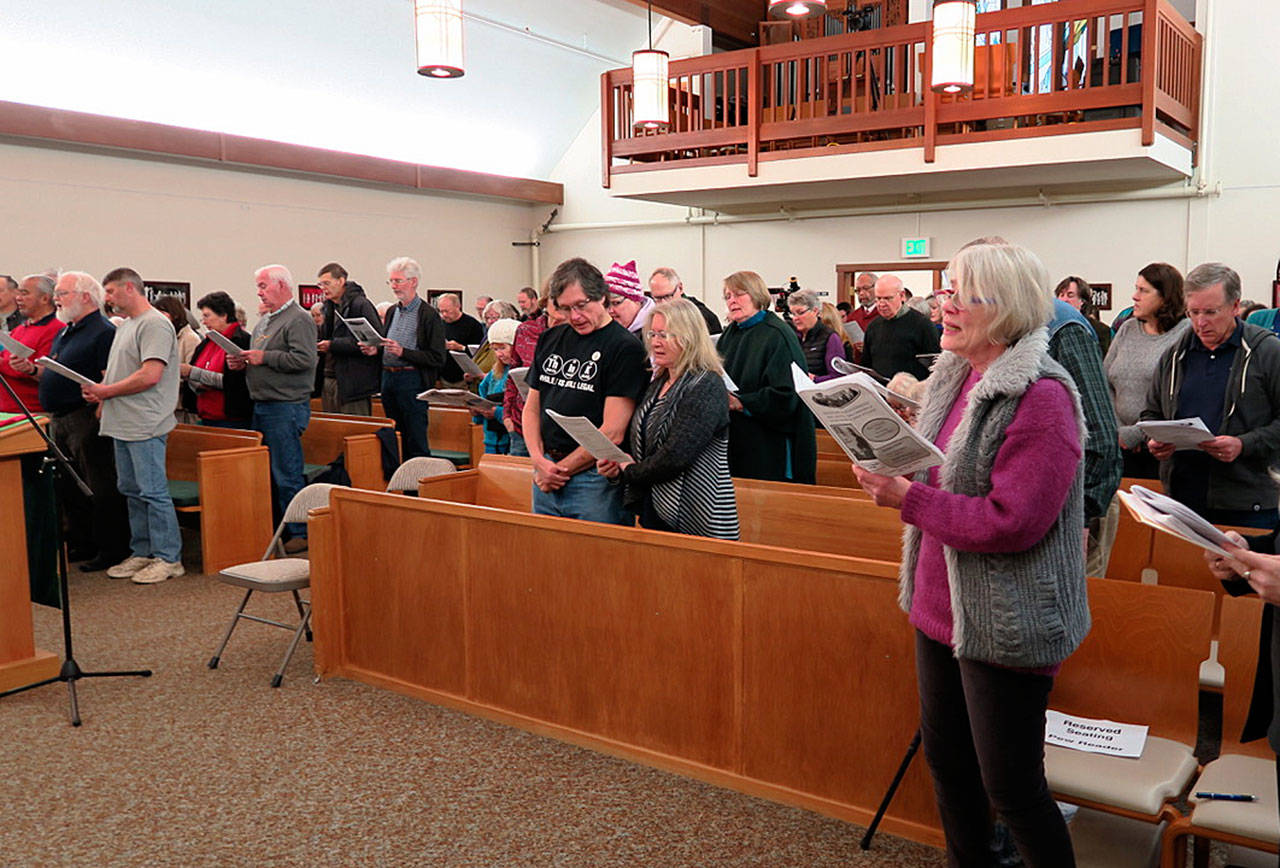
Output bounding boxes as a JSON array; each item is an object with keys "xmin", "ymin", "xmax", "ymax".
[
  {"xmin": 168, "ymin": 479, "xmax": 201, "ymax": 508},
  {"xmin": 218, "ymin": 558, "xmax": 311, "ymax": 591},
  {"xmin": 432, "ymin": 450, "xmax": 470, "ymax": 467},
  {"xmin": 1188, "ymin": 754, "xmax": 1280, "ymax": 842},
  {"xmin": 1067, "ymin": 807, "xmax": 1165, "ymax": 868},
  {"xmin": 1046, "ymin": 735, "xmax": 1197, "ymax": 816}
]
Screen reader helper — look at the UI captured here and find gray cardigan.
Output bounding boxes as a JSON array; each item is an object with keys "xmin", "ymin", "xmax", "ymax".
[{"xmin": 899, "ymin": 328, "xmax": 1091, "ymax": 668}]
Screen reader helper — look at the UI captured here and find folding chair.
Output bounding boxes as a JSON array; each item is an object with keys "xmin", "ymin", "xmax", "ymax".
[
  {"xmin": 385, "ymin": 456, "xmax": 457, "ymax": 494},
  {"xmin": 206, "ymin": 483, "xmax": 340, "ymax": 687}
]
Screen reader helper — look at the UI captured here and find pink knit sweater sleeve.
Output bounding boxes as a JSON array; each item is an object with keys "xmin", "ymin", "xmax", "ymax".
[{"xmin": 900, "ymin": 378, "xmax": 1082, "ymax": 553}]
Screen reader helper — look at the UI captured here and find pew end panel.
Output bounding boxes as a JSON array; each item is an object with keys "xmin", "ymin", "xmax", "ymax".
[
  {"xmin": 195, "ymin": 445, "xmax": 274, "ymax": 573},
  {"xmin": 311, "ymin": 487, "xmax": 943, "ymax": 847},
  {"xmin": 417, "ymin": 469, "xmax": 480, "ymax": 504}
]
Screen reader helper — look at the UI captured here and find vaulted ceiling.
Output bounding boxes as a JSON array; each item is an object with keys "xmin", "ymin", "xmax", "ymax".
[{"xmin": 621, "ymin": 0, "xmax": 768, "ymax": 49}]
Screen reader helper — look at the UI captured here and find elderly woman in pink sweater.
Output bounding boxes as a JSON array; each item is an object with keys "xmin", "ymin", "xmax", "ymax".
[{"xmin": 856, "ymin": 241, "xmax": 1089, "ymax": 868}]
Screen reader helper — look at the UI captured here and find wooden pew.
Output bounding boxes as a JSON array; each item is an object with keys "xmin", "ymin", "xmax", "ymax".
[
  {"xmin": 166, "ymin": 426, "xmax": 273, "ymax": 573},
  {"xmin": 427, "ymin": 406, "xmax": 484, "ymax": 469},
  {"xmin": 303, "ymin": 413, "xmax": 398, "ymax": 490},
  {"xmin": 309, "ymin": 487, "xmax": 943, "ymax": 847},
  {"xmin": 418, "ymin": 456, "xmax": 900, "ymax": 561}
]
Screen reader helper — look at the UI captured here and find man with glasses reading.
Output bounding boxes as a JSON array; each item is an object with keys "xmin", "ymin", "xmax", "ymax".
[
  {"xmin": 373, "ymin": 257, "xmax": 446, "ymax": 459},
  {"xmin": 648, "ymin": 266, "xmax": 721, "ymax": 334},
  {"xmin": 522, "ymin": 258, "xmax": 648, "ymax": 524}
]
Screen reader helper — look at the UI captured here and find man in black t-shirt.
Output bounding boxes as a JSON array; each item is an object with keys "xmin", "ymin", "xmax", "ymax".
[{"xmin": 524, "ymin": 258, "xmax": 647, "ymax": 524}]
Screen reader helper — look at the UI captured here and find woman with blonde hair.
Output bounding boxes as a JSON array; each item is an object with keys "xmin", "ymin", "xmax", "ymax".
[
  {"xmin": 855, "ymin": 241, "xmax": 1087, "ymax": 866},
  {"xmin": 597, "ymin": 299, "xmax": 739, "ymax": 538},
  {"xmin": 716, "ymin": 270, "xmax": 816, "ymax": 483}
]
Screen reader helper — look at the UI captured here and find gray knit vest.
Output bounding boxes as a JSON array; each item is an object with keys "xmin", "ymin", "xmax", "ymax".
[{"xmin": 899, "ymin": 327, "xmax": 1092, "ymax": 668}]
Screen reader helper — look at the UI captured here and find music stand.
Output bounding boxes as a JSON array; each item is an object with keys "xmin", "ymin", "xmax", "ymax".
[{"xmin": 0, "ymin": 370, "xmax": 151, "ymax": 726}]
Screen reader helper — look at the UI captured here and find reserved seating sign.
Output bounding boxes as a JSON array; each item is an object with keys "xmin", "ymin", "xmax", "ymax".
[{"xmin": 1045, "ymin": 710, "xmax": 1148, "ymax": 757}]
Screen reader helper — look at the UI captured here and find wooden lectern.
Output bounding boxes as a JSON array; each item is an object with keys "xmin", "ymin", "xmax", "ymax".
[{"xmin": 0, "ymin": 421, "xmax": 60, "ymax": 692}]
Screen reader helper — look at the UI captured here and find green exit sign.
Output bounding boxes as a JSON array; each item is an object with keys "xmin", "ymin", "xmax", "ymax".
[{"xmin": 901, "ymin": 237, "xmax": 931, "ymax": 258}]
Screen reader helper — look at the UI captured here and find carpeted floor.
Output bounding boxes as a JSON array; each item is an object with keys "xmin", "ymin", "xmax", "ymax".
[{"xmin": 2, "ymin": 554, "xmax": 949, "ymax": 867}]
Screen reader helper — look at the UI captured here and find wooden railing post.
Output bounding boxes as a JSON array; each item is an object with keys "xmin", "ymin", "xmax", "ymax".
[
  {"xmin": 601, "ymin": 72, "xmax": 613, "ymax": 189},
  {"xmin": 923, "ymin": 23, "xmax": 936, "ymax": 164},
  {"xmin": 748, "ymin": 49, "xmax": 760, "ymax": 178},
  {"xmin": 1140, "ymin": 0, "xmax": 1158, "ymax": 147}
]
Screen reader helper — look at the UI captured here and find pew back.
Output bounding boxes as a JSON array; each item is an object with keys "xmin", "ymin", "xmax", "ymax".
[{"xmin": 303, "ymin": 413, "xmax": 397, "ymax": 490}]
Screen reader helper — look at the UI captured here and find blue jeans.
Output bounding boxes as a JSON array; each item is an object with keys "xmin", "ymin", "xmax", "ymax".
[
  {"xmin": 113, "ymin": 435, "xmax": 182, "ymax": 563},
  {"xmin": 531, "ymin": 463, "xmax": 632, "ymax": 525},
  {"xmin": 508, "ymin": 431, "xmax": 528, "ymax": 457},
  {"xmin": 253, "ymin": 401, "xmax": 310, "ymax": 539},
  {"xmin": 381, "ymin": 369, "xmax": 430, "ymax": 459}
]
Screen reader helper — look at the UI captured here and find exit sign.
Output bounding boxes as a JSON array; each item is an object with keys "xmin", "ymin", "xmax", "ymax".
[{"xmin": 902, "ymin": 237, "xmax": 931, "ymax": 258}]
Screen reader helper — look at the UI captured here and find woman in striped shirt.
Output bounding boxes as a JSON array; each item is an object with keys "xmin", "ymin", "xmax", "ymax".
[{"xmin": 596, "ymin": 299, "xmax": 739, "ymax": 540}]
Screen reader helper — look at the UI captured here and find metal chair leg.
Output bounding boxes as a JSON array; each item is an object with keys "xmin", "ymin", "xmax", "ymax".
[
  {"xmin": 208, "ymin": 589, "xmax": 254, "ymax": 669},
  {"xmin": 291, "ymin": 590, "xmax": 312, "ymax": 642},
  {"xmin": 271, "ymin": 605, "xmax": 312, "ymax": 688}
]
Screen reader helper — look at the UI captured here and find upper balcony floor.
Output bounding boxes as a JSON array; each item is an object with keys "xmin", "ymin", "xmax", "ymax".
[{"xmin": 600, "ymin": 0, "xmax": 1201, "ymax": 213}]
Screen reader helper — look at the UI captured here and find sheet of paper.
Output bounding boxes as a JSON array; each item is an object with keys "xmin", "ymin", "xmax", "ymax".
[
  {"xmin": 1044, "ymin": 710, "xmax": 1148, "ymax": 758},
  {"xmin": 546, "ymin": 410, "xmax": 629, "ymax": 463},
  {"xmin": 1118, "ymin": 485, "xmax": 1237, "ymax": 556},
  {"xmin": 830, "ymin": 358, "xmax": 920, "ymax": 409},
  {"xmin": 338, "ymin": 316, "xmax": 383, "ymax": 346},
  {"xmin": 449, "ymin": 350, "xmax": 484, "ymax": 377},
  {"xmin": 206, "ymin": 330, "xmax": 244, "ymax": 356},
  {"xmin": 36, "ymin": 357, "xmax": 98, "ymax": 387},
  {"xmin": 791, "ymin": 364, "xmax": 941, "ymax": 477},
  {"xmin": 0, "ymin": 331, "xmax": 35, "ymax": 359},
  {"xmin": 1136, "ymin": 417, "xmax": 1213, "ymax": 450},
  {"xmin": 415, "ymin": 388, "xmax": 498, "ymax": 410},
  {"xmin": 722, "ymin": 371, "xmax": 738, "ymax": 393},
  {"xmin": 509, "ymin": 367, "xmax": 530, "ymax": 400},
  {"xmin": 842, "ymin": 321, "xmax": 864, "ymax": 343}
]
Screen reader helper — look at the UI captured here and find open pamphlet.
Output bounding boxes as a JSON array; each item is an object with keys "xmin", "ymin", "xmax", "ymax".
[
  {"xmin": 416, "ymin": 388, "xmax": 498, "ymax": 410},
  {"xmin": 338, "ymin": 316, "xmax": 383, "ymax": 347},
  {"xmin": 791, "ymin": 363, "xmax": 942, "ymax": 477},
  {"xmin": 829, "ymin": 358, "xmax": 920, "ymax": 409},
  {"xmin": 545, "ymin": 410, "xmax": 629, "ymax": 463},
  {"xmin": 1135, "ymin": 417, "xmax": 1213, "ymax": 450},
  {"xmin": 842, "ymin": 321, "xmax": 864, "ymax": 344},
  {"xmin": 36, "ymin": 357, "xmax": 98, "ymax": 387},
  {"xmin": 722, "ymin": 371, "xmax": 738, "ymax": 394},
  {"xmin": 206, "ymin": 330, "xmax": 244, "ymax": 357},
  {"xmin": 509, "ymin": 367, "xmax": 530, "ymax": 399},
  {"xmin": 449, "ymin": 349, "xmax": 484, "ymax": 377},
  {"xmin": 828, "ymin": 357, "xmax": 889, "ymax": 384},
  {"xmin": 0, "ymin": 331, "xmax": 35, "ymax": 359},
  {"xmin": 1117, "ymin": 484, "xmax": 1238, "ymax": 557}
]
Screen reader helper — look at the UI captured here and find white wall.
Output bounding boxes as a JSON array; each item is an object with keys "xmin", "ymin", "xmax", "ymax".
[
  {"xmin": 0, "ymin": 141, "xmax": 539, "ymax": 316},
  {"xmin": 541, "ymin": 0, "xmax": 1280, "ymax": 325}
]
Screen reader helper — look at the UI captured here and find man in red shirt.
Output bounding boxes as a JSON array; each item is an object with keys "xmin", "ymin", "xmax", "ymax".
[{"xmin": 0, "ymin": 273, "xmax": 65, "ymax": 412}]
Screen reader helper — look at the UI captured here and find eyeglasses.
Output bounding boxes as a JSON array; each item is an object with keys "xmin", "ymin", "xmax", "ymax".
[
  {"xmin": 387, "ymin": 277, "xmax": 414, "ymax": 286},
  {"xmin": 935, "ymin": 288, "xmax": 990, "ymax": 310},
  {"xmin": 558, "ymin": 298, "xmax": 602, "ymax": 315},
  {"xmin": 649, "ymin": 329, "xmax": 671, "ymax": 341}
]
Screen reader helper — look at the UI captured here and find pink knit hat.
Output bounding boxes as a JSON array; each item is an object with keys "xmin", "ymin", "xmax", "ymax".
[{"xmin": 605, "ymin": 260, "xmax": 644, "ymax": 303}]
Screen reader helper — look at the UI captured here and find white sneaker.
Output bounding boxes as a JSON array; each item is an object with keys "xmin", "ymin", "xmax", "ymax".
[
  {"xmin": 131, "ymin": 560, "xmax": 185, "ymax": 585},
  {"xmin": 106, "ymin": 556, "xmax": 154, "ymax": 579}
]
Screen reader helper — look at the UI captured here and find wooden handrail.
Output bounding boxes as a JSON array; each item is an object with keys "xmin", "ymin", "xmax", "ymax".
[{"xmin": 601, "ymin": 0, "xmax": 1200, "ymax": 184}]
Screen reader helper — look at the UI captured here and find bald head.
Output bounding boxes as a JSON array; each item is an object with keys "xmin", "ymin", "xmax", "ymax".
[{"xmin": 874, "ymin": 275, "xmax": 905, "ymax": 318}]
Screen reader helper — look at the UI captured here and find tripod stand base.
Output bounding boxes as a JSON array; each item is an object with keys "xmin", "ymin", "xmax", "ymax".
[
  {"xmin": 0, "ymin": 648, "xmax": 60, "ymax": 692},
  {"xmin": 2, "ymin": 657, "xmax": 153, "ymax": 727}
]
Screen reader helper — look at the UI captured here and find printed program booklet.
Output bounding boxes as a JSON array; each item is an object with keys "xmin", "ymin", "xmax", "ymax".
[
  {"xmin": 1117, "ymin": 484, "xmax": 1238, "ymax": 557},
  {"xmin": 416, "ymin": 388, "xmax": 498, "ymax": 411}
]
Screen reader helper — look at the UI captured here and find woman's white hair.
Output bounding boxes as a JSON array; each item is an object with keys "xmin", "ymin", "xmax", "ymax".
[{"xmin": 947, "ymin": 242, "xmax": 1052, "ymax": 345}]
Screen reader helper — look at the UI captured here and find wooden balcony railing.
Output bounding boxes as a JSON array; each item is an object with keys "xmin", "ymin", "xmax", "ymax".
[{"xmin": 601, "ymin": 0, "xmax": 1201, "ymax": 187}]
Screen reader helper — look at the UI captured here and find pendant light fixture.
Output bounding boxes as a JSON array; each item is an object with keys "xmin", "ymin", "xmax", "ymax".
[
  {"xmin": 768, "ymin": 0, "xmax": 828, "ymax": 20},
  {"xmin": 631, "ymin": 2, "xmax": 670, "ymax": 131},
  {"xmin": 930, "ymin": 0, "xmax": 977, "ymax": 93},
  {"xmin": 415, "ymin": 0, "xmax": 465, "ymax": 78}
]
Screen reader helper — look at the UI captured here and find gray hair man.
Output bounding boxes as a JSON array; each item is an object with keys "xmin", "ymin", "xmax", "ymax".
[
  {"xmin": 648, "ymin": 267, "xmax": 721, "ymax": 334},
  {"xmin": 81, "ymin": 267, "xmax": 184, "ymax": 584},
  {"xmin": 0, "ymin": 274, "xmax": 19, "ymax": 331},
  {"xmin": 1141, "ymin": 262, "xmax": 1280, "ymax": 527},
  {"xmin": 0, "ymin": 274, "xmax": 61, "ymax": 413},
  {"xmin": 39, "ymin": 271, "xmax": 131, "ymax": 571},
  {"xmin": 437, "ymin": 292, "xmax": 484, "ymax": 385},
  {"xmin": 378, "ymin": 256, "xmax": 447, "ymax": 459},
  {"xmin": 229, "ymin": 264, "xmax": 318, "ymax": 551}
]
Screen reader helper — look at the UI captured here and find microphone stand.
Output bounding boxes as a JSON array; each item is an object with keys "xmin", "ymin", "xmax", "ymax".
[{"xmin": 0, "ymin": 368, "xmax": 151, "ymax": 726}]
